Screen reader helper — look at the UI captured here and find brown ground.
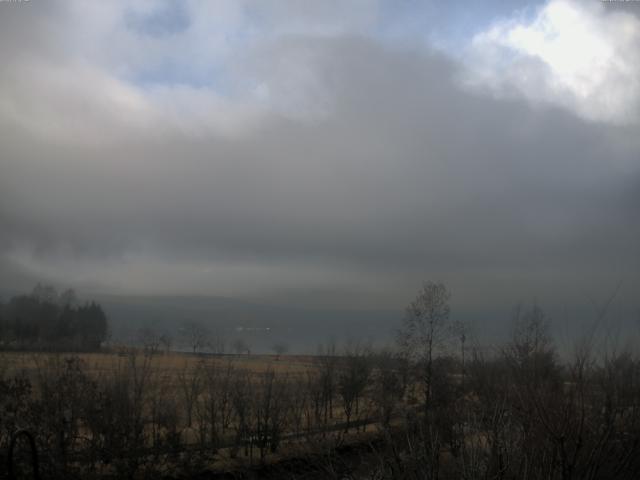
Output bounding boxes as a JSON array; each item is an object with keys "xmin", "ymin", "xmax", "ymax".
[{"xmin": 0, "ymin": 350, "xmax": 318, "ymax": 378}]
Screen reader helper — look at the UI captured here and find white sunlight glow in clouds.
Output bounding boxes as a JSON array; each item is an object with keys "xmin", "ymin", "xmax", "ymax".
[{"xmin": 467, "ymin": 0, "xmax": 640, "ymax": 125}]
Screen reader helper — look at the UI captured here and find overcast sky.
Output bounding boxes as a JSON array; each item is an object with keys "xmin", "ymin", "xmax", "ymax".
[{"xmin": 1, "ymin": 0, "xmax": 638, "ymax": 318}]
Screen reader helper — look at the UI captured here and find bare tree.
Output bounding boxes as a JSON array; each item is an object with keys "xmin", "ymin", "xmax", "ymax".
[
  {"xmin": 253, "ymin": 369, "xmax": 289, "ymax": 458},
  {"xmin": 397, "ymin": 281, "xmax": 452, "ymax": 417},
  {"xmin": 196, "ymin": 360, "xmax": 221, "ymax": 449},
  {"xmin": 372, "ymin": 350, "xmax": 406, "ymax": 428},
  {"xmin": 230, "ymin": 370, "xmax": 252, "ymax": 459},
  {"xmin": 159, "ymin": 332, "xmax": 172, "ymax": 354},
  {"xmin": 452, "ymin": 319, "xmax": 468, "ymax": 389},
  {"xmin": 272, "ymin": 342, "xmax": 289, "ymax": 360},
  {"xmin": 177, "ymin": 361, "xmax": 203, "ymax": 428},
  {"xmin": 338, "ymin": 344, "xmax": 372, "ymax": 432},
  {"xmin": 136, "ymin": 326, "xmax": 161, "ymax": 354},
  {"xmin": 181, "ymin": 320, "xmax": 210, "ymax": 354},
  {"xmin": 317, "ymin": 342, "xmax": 338, "ymax": 426},
  {"xmin": 195, "ymin": 360, "xmax": 237, "ymax": 450}
]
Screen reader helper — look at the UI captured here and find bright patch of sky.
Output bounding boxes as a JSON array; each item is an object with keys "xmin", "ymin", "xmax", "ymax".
[
  {"xmin": 376, "ymin": 0, "xmax": 543, "ymax": 52},
  {"xmin": 464, "ymin": 0, "xmax": 640, "ymax": 125},
  {"xmin": 31, "ymin": 0, "xmax": 640, "ymax": 126}
]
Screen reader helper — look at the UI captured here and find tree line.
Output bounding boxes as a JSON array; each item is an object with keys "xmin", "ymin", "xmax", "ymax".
[
  {"xmin": 0, "ymin": 284, "xmax": 109, "ymax": 350},
  {"xmin": 1, "ymin": 281, "xmax": 639, "ymax": 479}
]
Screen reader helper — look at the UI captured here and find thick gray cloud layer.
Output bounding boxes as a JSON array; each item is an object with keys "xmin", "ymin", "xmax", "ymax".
[{"xmin": 0, "ymin": 1, "xmax": 638, "ymax": 314}]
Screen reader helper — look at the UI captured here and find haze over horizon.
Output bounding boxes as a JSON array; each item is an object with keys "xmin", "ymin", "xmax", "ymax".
[{"xmin": 1, "ymin": 0, "xmax": 639, "ymax": 335}]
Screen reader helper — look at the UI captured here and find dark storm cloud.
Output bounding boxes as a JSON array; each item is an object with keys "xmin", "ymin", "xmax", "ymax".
[{"xmin": 0, "ymin": 1, "xmax": 638, "ymax": 311}]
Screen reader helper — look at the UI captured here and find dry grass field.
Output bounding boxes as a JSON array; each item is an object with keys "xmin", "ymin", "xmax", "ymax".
[
  {"xmin": 1, "ymin": 348, "xmax": 394, "ymax": 478},
  {"xmin": 4, "ymin": 333, "xmax": 640, "ymax": 480},
  {"xmin": 0, "ymin": 350, "xmax": 317, "ymax": 379}
]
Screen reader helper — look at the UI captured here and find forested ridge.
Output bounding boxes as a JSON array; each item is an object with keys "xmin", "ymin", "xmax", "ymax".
[{"xmin": 0, "ymin": 284, "xmax": 108, "ymax": 350}]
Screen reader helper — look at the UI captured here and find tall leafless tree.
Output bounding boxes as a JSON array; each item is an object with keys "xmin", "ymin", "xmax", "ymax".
[{"xmin": 397, "ymin": 281, "xmax": 452, "ymax": 418}]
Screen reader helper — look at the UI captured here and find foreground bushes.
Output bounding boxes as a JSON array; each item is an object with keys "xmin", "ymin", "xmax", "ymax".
[{"xmin": 1, "ymin": 331, "xmax": 640, "ymax": 479}]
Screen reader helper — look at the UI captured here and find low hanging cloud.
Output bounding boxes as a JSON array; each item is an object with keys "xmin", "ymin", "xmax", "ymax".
[{"xmin": 0, "ymin": 0, "xmax": 638, "ymax": 312}]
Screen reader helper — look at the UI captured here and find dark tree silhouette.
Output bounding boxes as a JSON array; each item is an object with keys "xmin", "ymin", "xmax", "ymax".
[{"xmin": 0, "ymin": 285, "xmax": 109, "ymax": 350}]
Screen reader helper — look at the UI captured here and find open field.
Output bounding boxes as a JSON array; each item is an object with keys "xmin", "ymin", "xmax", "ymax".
[
  {"xmin": 0, "ymin": 350, "xmax": 318, "ymax": 378},
  {"xmin": 3, "ymin": 336, "xmax": 640, "ymax": 480},
  {"xmin": 1, "ymin": 348, "xmax": 403, "ymax": 478}
]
